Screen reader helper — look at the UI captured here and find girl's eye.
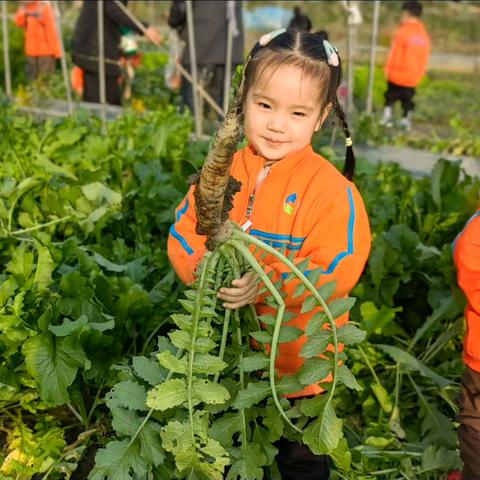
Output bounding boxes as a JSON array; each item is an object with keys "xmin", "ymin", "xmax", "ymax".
[
  {"xmin": 258, "ymin": 102, "xmax": 271, "ymax": 110},
  {"xmin": 293, "ymin": 111, "xmax": 306, "ymax": 117}
]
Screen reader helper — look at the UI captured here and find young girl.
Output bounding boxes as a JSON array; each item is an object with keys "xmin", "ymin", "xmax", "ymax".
[
  {"xmin": 453, "ymin": 212, "xmax": 480, "ymax": 480},
  {"xmin": 168, "ymin": 29, "xmax": 371, "ymax": 479}
]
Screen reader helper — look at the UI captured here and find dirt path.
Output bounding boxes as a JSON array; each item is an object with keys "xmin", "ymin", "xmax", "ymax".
[{"xmin": 355, "ymin": 144, "xmax": 480, "ymax": 178}]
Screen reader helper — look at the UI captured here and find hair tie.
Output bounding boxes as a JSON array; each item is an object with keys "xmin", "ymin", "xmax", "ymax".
[
  {"xmin": 345, "ymin": 137, "xmax": 353, "ymax": 147},
  {"xmin": 259, "ymin": 28, "xmax": 287, "ymax": 47},
  {"xmin": 323, "ymin": 39, "xmax": 339, "ymax": 67}
]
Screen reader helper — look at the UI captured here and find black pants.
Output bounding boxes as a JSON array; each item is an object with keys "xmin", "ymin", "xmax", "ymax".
[
  {"xmin": 458, "ymin": 366, "xmax": 480, "ymax": 480},
  {"xmin": 384, "ymin": 80, "xmax": 416, "ymax": 116},
  {"xmin": 83, "ymin": 71, "xmax": 122, "ymax": 106},
  {"xmin": 275, "ymin": 438, "xmax": 330, "ymax": 480},
  {"xmin": 26, "ymin": 55, "xmax": 56, "ymax": 81},
  {"xmin": 180, "ymin": 64, "xmax": 240, "ymax": 120}
]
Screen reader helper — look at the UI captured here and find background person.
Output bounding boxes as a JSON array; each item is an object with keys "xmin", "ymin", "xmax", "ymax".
[
  {"xmin": 15, "ymin": 0, "xmax": 61, "ymax": 81},
  {"xmin": 288, "ymin": 6, "xmax": 313, "ymax": 32},
  {"xmin": 381, "ymin": 1, "xmax": 430, "ymax": 130},
  {"xmin": 167, "ymin": 0, "xmax": 244, "ymax": 118},
  {"xmin": 453, "ymin": 212, "xmax": 480, "ymax": 480},
  {"xmin": 71, "ymin": 0, "xmax": 161, "ymax": 105}
]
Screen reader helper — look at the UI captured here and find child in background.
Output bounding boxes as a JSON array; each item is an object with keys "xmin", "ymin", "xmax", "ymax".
[
  {"xmin": 288, "ymin": 6, "xmax": 313, "ymax": 33},
  {"xmin": 381, "ymin": 1, "xmax": 430, "ymax": 130},
  {"xmin": 168, "ymin": 29, "xmax": 371, "ymax": 479},
  {"xmin": 15, "ymin": 0, "xmax": 61, "ymax": 81},
  {"xmin": 453, "ymin": 212, "xmax": 480, "ymax": 480}
]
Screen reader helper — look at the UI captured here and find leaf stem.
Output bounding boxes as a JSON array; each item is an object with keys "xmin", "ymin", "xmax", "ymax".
[
  {"xmin": 126, "ymin": 409, "xmax": 153, "ymax": 450},
  {"xmin": 141, "ymin": 317, "xmax": 170, "ymax": 355},
  {"xmin": 236, "ymin": 318, "xmax": 250, "ymax": 473},
  {"xmin": 232, "ymin": 229, "xmax": 342, "ymax": 435},
  {"xmin": 187, "ymin": 250, "xmax": 220, "ymax": 445},
  {"xmin": 358, "ymin": 345, "xmax": 381, "ymax": 385},
  {"xmin": 7, "ymin": 215, "xmax": 72, "ymax": 236},
  {"xmin": 67, "ymin": 403, "xmax": 83, "ymax": 424},
  {"xmin": 229, "ymin": 239, "xmax": 301, "ymax": 433},
  {"xmin": 214, "ymin": 308, "xmax": 231, "ymax": 384},
  {"xmin": 41, "ymin": 428, "xmax": 98, "ymax": 480},
  {"xmin": 86, "ymin": 382, "xmax": 106, "ymax": 426},
  {"xmin": 128, "ymin": 350, "xmax": 185, "ymax": 452}
]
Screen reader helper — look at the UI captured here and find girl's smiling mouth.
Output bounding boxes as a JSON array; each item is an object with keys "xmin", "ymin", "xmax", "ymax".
[{"xmin": 263, "ymin": 137, "xmax": 288, "ymax": 146}]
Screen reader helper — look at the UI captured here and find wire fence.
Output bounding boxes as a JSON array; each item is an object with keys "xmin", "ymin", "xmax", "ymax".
[{"xmin": 5, "ymin": 1, "xmax": 475, "ymax": 130}]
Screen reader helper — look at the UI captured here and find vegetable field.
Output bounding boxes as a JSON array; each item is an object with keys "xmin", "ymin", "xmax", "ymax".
[{"xmin": 0, "ymin": 101, "xmax": 476, "ymax": 479}]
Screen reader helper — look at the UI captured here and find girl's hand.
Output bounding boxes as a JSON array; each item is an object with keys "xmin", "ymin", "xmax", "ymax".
[{"xmin": 217, "ymin": 272, "xmax": 259, "ymax": 309}]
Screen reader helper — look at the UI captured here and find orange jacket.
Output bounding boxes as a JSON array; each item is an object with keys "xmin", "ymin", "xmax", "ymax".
[
  {"xmin": 385, "ymin": 18, "xmax": 430, "ymax": 87},
  {"xmin": 454, "ymin": 210, "xmax": 480, "ymax": 372},
  {"xmin": 15, "ymin": 1, "xmax": 61, "ymax": 58},
  {"xmin": 168, "ymin": 144, "xmax": 371, "ymax": 397}
]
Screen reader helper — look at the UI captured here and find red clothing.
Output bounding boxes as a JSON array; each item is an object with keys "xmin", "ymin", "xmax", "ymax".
[
  {"xmin": 454, "ymin": 211, "xmax": 480, "ymax": 372},
  {"xmin": 15, "ymin": 1, "xmax": 61, "ymax": 58},
  {"xmin": 168, "ymin": 144, "xmax": 371, "ymax": 397},
  {"xmin": 385, "ymin": 18, "xmax": 431, "ymax": 87}
]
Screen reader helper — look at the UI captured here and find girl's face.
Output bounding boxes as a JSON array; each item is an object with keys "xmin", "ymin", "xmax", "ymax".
[{"xmin": 244, "ymin": 64, "xmax": 329, "ymax": 163}]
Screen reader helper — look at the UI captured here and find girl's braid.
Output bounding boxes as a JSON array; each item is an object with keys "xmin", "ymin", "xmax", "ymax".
[{"xmin": 333, "ymin": 95, "xmax": 355, "ymax": 180}]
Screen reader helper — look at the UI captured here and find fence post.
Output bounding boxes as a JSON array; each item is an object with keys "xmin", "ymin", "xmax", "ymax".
[
  {"xmin": 186, "ymin": 0, "xmax": 202, "ymax": 136},
  {"xmin": 1, "ymin": 1, "xmax": 12, "ymax": 96},
  {"xmin": 97, "ymin": 0, "xmax": 106, "ymax": 121},
  {"xmin": 366, "ymin": 1, "xmax": 380, "ymax": 114},
  {"xmin": 223, "ymin": 2, "xmax": 234, "ymax": 114},
  {"xmin": 53, "ymin": 1, "xmax": 73, "ymax": 114},
  {"xmin": 346, "ymin": 1, "xmax": 355, "ymax": 118}
]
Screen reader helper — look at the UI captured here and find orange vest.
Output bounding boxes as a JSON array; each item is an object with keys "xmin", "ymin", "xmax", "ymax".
[
  {"xmin": 385, "ymin": 18, "xmax": 430, "ymax": 87},
  {"xmin": 15, "ymin": 1, "xmax": 61, "ymax": 58},
  {"xmin": 454, "ymin": 211, "xmax": 480, "ymax": 372},
  {"xmin": 168, "ymin": 144, "xmax": 372, "ymax": 397}
]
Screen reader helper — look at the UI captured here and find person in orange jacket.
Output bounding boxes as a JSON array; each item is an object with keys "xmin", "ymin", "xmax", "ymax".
[
  {"xmin": 381, "ymin": 1, "xmax": 430, "ymax": 130},
  {"xmin": 168, "ymin": 29, "xmax": 371, "ymax": 480},
  {"xmin": 453, "ymin": 211, "xmax": 480, "ymax": 480},
  {"xmin": 15, "ymin": 0, "xmax": 61, "ymax": 81}
]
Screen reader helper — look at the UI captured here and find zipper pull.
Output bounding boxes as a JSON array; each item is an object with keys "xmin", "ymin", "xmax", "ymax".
[{"xmin": 246, "ymin": 194, "xmax": 255, "ymax": 218}]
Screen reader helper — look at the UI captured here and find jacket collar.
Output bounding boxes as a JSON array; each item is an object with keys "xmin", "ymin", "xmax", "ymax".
[{"xmin": 242, "ymin": 143, "xmax": 313, "ymax": 180}]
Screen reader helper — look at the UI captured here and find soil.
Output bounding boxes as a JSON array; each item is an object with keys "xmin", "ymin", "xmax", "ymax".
[{"xmin": 70, "ymin": 445, "xmax": 99, "ymax": 480}]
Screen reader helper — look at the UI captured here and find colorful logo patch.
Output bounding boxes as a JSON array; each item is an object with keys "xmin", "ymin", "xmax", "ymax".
[{"xmin": 283, "ymin": 193, "xmax": 297, "ymax": 215}]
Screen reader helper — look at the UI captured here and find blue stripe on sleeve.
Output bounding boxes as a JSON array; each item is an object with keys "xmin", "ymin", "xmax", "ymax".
[
  {"xmin": 176, "ymin": 199, "xmax": 189, "ymax": 220},
  {"xmin": 321, "ymin": 186, "xmax": 355, "ymax": 274},
  {"xmin": 170, "ymin": 198, "xmax": 194, "ymax": 255},
  {"xmin": 251, "ymin": 237, "xmax": 303, "ymax": 251},
  {"xmin": 250, "ymin": 229, "xmax": 305, "ymax": 244}
]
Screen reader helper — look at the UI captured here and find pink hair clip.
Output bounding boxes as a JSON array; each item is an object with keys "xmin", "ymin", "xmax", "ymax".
[{"xmin": 259, "ymin": 28, "xmax": 287, "ymax": 47}]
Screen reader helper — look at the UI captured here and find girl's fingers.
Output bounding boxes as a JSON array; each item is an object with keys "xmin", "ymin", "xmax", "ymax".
[
  {"xmin": 231, "ymin": 273, "xmax": 258, "ymax": 287},
  {"xmin": 218, "ymin": 284, "xmax": 258, "ymax": 300},
  {"xmin": 222, "ymin": 292, "xmax": 257, "ymax": 309},
  {"xmin": 219, "ymin": 288, "xmax": 258, "ymax": 307},
  {"xmin": 218, "ymin": 273, "xmax": 259, "ymax": 308}
]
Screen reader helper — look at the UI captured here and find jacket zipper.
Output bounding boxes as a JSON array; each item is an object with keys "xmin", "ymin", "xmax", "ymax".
[{"xmin": 246, "ymin": 165, "xmax": 271, "ymax": 219}]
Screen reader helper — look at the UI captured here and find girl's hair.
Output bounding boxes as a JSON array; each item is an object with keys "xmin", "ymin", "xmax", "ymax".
[{"xmin": 239, "ymin": 30, "xmax": 355, "ymax": 180}]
